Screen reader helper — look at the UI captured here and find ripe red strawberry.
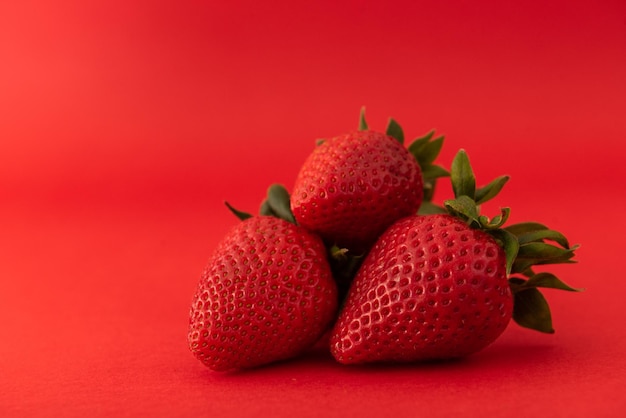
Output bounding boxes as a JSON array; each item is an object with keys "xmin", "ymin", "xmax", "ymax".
[
  {"xmin": 330, "ymin": 150, "xmax": 580, "ymax": 364},
  {"xmin": 290, "ymin": 109, "xmax": 448, "ymax": 253},
  {"xmin": 330, "ymin": 213, "xmax": 513, "ymax": 363},
  {"xmin": 188, "ymin": 213, "xmax": 338, "ymax": 371}
]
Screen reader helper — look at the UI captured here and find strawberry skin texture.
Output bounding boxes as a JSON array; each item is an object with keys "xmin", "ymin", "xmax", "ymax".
[
  {"xmin": 291, "ymin": 130, "xmax": 423, "ymax": 253},
  {"xmin": 330, "ymin": 214, "xmax": 513, "ymax": 364},
  {"xmin": 188, "ymin": 216, "xmax": 338, "ymax": 371}
]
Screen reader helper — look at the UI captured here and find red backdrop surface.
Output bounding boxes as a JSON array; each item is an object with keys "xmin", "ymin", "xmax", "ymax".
[{"xmin": 1, "ymin": 1, "xmax": 625, "ymax": 417}]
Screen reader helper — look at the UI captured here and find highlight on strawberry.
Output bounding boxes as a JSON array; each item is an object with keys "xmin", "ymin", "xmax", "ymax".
[{"xmin": 187, "ymin": 108, "xmax": 581, "ymax": 371}]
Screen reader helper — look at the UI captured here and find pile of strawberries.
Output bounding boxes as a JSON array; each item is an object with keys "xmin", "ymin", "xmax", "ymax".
[{"xmin": 187, "ymin": 109, "xmax": 580, "ymax": 371}]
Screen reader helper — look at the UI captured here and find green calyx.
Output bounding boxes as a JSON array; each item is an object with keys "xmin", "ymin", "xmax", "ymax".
[
  {"xmin": 225, "ymin": 184, "xmax": 297, "ymax": 225},
  {"xmin": 358, "ymin": 107, "xmax": 450, "ymax": 209},
  {"xmin": 443, "ymin": 149, "xmax": 582, "ymax": 334},
  {"xmin": 329, "ymin": 244, "xmax": 365, "ymax": 303},
  {"xmin": 409, "ymin": 130, "xmax": 450, "ymax": 206},
  {"xmin": 358, "ymin": 106, "xmax": 369, "ymax": 131}
]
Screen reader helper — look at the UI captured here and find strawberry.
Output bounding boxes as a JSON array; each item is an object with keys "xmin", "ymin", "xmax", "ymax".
[
  {"xmin": 290, "ymin": 108, "xmax": 448, "ymax": 254},
  {"xmin": 188, "ymin": 186, "xmax": 338, "ymax": 371},
  {"xmin": 330, "ymin": 150, "xmax": 580, "ymax": 364}
]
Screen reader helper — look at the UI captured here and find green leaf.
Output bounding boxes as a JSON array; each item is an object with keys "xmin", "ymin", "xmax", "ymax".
[
  {"xmin": 475, "ymin": 175, "xmax": 510, "ymax": 205},
  {"xmin": 516, "ymin": 242, "xmax": 576, "ymax": 262},
  {"xmin": 417, "ymin": 201, "xmax": 448, "ymax": 215},
  {"xmin": 225, "ymin": 201, "xmax": 253, "ymax": 221},
  {"xmin": 508, "ymin": 276, "xmax": 526, "ymax": 289},
  {"xmin": 407, "ymin": 130, "xmax": 435, "ymax": 155},
  {"xmin": 266, "ymin": 184, "xmax": 296, "ymax": 224},
  {"xmin": 259, "ymin": 200, "xmax": 277, "ymax": 217},
  {"xmin": 504, "ymin": 222, "xmax": 549, "ymax": 236},
  {"xmin": 489, "ymin": 228, "xmax": 519, "ymax": 276},
  {"xmin": 517, "ymin": 229, "xmax": 570, "ymax": 249},
  {"xmin": 523, "ymin": 272, "xmax": 583, "ymax": 292},
  {"xmin": 513, "ymin": 259, "xmax": 576, "ymax": 275},
  {"xmin": 358, "ymin": 106, "xmax": 368, "ymax": 131},
  {"xmin": 421, "ymin": 164, "xmax": 450, "ymax": 180},
  {"xmin": 450, "ymin": 150, "xmax": 476, "ymax": 199},
  {"xmin": 407, "ymin": 132, "xmax": 445, "ymax": 172},
  {"xmin": 385, "ymin": 118, "xmax": 404, "ymax": 144},
  {"xmin": 405, "ymin": 129, "xmax": 447, "ymax": 204},
  {"xmin": 512, "ymin": 287, "xmax": 555, "ymax": 333},
  {"xmin": 444, "ymin": 195, "xmax": 480, "ymax": 225},
  {"xmin": 416, "ymin": 136, "xmax": 445, "ymax": 168},
  {"xmin": 512, "ymin": 243, "xmax": 577, "ymax": 273},
  {"xmin": 480, "ymin": 207, "xmax": 511, "ymax": 230}
]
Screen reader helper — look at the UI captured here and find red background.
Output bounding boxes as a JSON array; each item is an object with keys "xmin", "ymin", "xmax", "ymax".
[{"xmin": 1, "ymin": 0, "xmax": 625, "ymax": 416}]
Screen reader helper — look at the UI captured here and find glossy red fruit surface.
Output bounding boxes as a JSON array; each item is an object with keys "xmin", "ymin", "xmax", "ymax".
[
  {"xmin": 188, "ymin": 216, "xmax": 338, "ymax": 371},
  {"xmin": 291, "ymin": 130, "xmax": 423, "ymax": 253},
  {"xmin": 331, "ymin": 214, "xmax": 513, "ymax": 364}
]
